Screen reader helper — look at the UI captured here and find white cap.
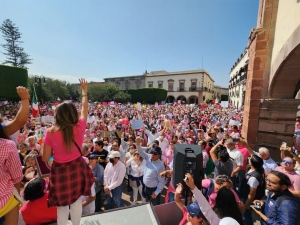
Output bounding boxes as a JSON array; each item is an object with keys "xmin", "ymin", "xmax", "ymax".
[{"xmin": 108, "ymin": 151, "xmax": 120, "ymax": 158}]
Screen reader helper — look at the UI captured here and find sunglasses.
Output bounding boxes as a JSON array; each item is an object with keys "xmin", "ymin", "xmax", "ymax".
[
  {"xmin": 150, "ymin": 152, "xmax": 159, "ymax": 156},
  {"xmin": 282, "ymin": 159, "xmax": 292, "ymax": 165}
]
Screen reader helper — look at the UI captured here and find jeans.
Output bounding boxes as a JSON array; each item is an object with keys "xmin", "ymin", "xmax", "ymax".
[
  {"xmin": 241, "ymin": 197, "xmax": 254, "ymax": 225},
  {"xmin": 237, "ymin": 170, "xmax": 246, "ymax": 197},
  {"xmin": 168, "ymin": 192, "xmax": 175, "ymax": 203},
  {"xmin": 95, "ymin": 189, "xmax": 102, "ymax": 212},
  {"xmin": 106, "ymin": 185, "xmax": 123, "ymax": 209},
  {"xmin": 144, "ymin": 186, "xmax": 161, "ymax": 206}
]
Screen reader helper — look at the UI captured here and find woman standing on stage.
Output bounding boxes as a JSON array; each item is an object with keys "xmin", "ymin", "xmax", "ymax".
[{"xmin": 41, "ymin": 78, "xmax": 95, "ymax": 225}]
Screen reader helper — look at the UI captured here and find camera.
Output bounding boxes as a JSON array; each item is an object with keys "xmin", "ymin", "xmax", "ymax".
[
  {"xmin": 208, "ymin": 138, "xmax": 219, "ymax": 147},
  {"xmin": 292, "ymin": 148, "xmax": 298, "ymax": 155},
  {"xmin": 250, "ymin": 202, "xmax": 262, "ymax": 211}
]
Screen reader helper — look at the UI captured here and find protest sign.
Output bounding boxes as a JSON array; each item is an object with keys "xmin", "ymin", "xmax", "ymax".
[
  {"xmin": 220, "ymin": 101, "xmax": 229, "ymax": 108},
  {"xmin": 229, "ymin": 119, "xmax": 239, "ymax": 126},
  {"xmin": 137, "ymin": 102, "xmax": 142, "ymax": 111},
  {"xmin": 131, "ymin": 120, "xmax": 144, "ymax": 130},
  {"xmin": 42, "ymin": 116, "xmax": 54, "ymax": 124},
  {"xmin": 155, "ymin": 102, "xmax": 158, "ymax": 107}
]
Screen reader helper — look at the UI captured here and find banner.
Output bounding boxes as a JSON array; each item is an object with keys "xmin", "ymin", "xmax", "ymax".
[
  {"xmin": 102, "ymin": 131, "xmax": 122, "ymax": 143},
  {"xmin": 41, "ymin": 116, "xmax": 54, "ymax": 124},
  {"xmin": 220, "ymin": 101, "xmax": 229, "ymax": 108},
  {"xmin": 131, "ymin": 120, "xmax": 144, "ymax": 130},
  {"xmin": 229, "ymin": 119, "xmax": 239, "ymax": 126}
]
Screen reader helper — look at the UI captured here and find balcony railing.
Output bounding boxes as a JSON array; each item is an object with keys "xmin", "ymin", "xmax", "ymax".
[
  {"xmin": 188, "ymin": 87, "xmax": 204, "ymax": 91},
  {"xmin": 177, "ymin": 87, "xmax": 186, "ymax": 91}
]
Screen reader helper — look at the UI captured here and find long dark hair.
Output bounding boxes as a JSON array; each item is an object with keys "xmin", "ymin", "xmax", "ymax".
[
  {"xmin": 214, "ymin": 187, "xmax": 244, "ymax": 225},
  {"xmin": 23, "ymin": 177, "xmax": 46, "ymax": 201},
  {"xmin": 53, "ymin": 103, "xmax": 79, "ymax": 152},
  {"xmin": 250, "ymin": 155, "xmax": 264, "ymax": 175}
]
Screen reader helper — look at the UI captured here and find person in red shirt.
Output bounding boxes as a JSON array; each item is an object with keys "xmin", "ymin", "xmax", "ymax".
[{"xmin": 19, "ymin": 178, "xmax": 57, "ymax": 225}]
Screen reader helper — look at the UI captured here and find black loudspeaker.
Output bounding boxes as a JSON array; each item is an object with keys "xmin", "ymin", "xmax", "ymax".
[{"xmin": 173, "ymin": 144, "xmax": 203, "ymax": 190}]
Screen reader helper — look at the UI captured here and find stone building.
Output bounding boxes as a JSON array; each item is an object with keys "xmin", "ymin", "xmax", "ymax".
[
  {"xmin": 104, "ymin": 69, "xmax": 216, "ymax": 104},
  {"xmin": 228, "ymin": 48, "xmax": 248, "ymax": 109},
  {"xmin": 213, "ymin": 85, "xmax": 229, "ymax": 101},
  {"xmin": 145, "ymin": 70, "xmax": 214, "ymax": 104},
  {"xmin": 104, "ymin": 74, "xmax": 145, "ymax": 90},
  {"xmin": 242, "ymin": 0, "xmax": 300, "ymax": 160}
]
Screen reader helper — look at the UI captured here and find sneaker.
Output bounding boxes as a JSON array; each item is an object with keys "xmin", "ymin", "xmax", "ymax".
[
  {"xmin": 103, "ymin": 199, "xmax": 107, "ymax": 206},
  {"xmin": 131, "ymin": 201, "xmax": 137, "ymax": 206}
]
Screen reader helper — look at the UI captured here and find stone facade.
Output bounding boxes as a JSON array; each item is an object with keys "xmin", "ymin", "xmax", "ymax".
[
  {"xmin": 228, "ymin": 49, "xmax": 248, "ymax": 109},
  {"xmin": 242, "ymin": 0, "xmax": 300, "ymax": 160},
  {"xmin": 145, "ymin": 70, "xmax": 214, "ymax": 104},
  {"xmin": 104, "ymin": 75, "xmax": 145, "ymax": 90},
  {"xmin": 104, "ymin": 69, "xmax": 222, "ymax": 104}
]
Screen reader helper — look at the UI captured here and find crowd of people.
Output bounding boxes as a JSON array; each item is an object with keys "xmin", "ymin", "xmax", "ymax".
[{"xmin": 1, "ymin": 80, "xmax": 300, "ymax": 225}]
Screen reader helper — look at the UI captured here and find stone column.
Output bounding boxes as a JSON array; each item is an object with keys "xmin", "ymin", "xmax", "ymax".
[{"xmin": 242, "ymin": 0, "xmax": 279, "ymax": 150}]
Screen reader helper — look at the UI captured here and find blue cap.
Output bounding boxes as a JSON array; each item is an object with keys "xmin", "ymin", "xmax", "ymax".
[
  {"xmin": 150, "ymin": 146, "xmax": 162, "ymax": 154},
  {"xmin": 185, "ymin": 201, "xmax": 204, "ymax": 218},
  {"xmin": 88, "ymin": 154, "xmax": 98, "ymax": 159}
]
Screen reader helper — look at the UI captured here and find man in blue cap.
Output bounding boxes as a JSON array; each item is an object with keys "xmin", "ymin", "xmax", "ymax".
[{"xmin": 136, "ymin": 137, "xmax": 165, "ymax": 206}]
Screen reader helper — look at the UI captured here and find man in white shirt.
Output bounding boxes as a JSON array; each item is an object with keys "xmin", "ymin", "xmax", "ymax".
[
  {"xmin": 225, "ymin": 138, "xmax": 244, "ymax": 191},
  {"xmin": 103, "ymin": 151, "xmax": 126, "ymax": 209},
  {"xmin": 143, "ymin": 126, "xmax": 159, "ymax": 146},
  {"xmin": 156, "ymin": 132, "xmax": 169, "ymax": 161}
]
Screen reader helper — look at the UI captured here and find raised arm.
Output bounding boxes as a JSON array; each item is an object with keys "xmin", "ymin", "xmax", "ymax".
[
  {"xmin": 243, "ymin": 139, "xmax": 255, "ymax": 156},
  {"xmin": 5, "ymin": 87, "xmax": 30, "ymax": 136},
  {"xmin": 79, "ymin": 78, "xmax": 88, "ymax": 121}
]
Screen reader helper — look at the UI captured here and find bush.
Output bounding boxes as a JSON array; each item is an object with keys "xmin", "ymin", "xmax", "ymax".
[
  {"xmin": 127, "ymin": 88, "xmax": 167, "ymax": 103},
  {"xmin": 221, "ymin": 95, "xmax": 228, "ymax": 101},
  {"xmin": 0, "ymin": 65, "xmax": 28, "ymax": 101}
]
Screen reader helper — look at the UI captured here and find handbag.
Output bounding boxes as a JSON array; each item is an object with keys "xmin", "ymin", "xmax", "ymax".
[{"xmin": 129, "ymin": 178, "xmax": 137, "ymax": 188}]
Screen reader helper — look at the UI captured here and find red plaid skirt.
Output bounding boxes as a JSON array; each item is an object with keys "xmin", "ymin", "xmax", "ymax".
[{"xmin": 47, "ymin": 156, "xmax": 95, "ymax": 207}]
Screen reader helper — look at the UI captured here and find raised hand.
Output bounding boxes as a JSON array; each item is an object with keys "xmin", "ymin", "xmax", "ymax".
[
  {"xmin": 17, "ymin": 86, "xmax": 30, "ymax": 100},
  {"xmin": 79, "ymin": 78, "xmax": 88, "ymax": 94}
]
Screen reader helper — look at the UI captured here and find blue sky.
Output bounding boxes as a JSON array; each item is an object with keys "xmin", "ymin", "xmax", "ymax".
[{"xmin": 0, "ymin": 0, "xmax": 259, "ymax": 87}]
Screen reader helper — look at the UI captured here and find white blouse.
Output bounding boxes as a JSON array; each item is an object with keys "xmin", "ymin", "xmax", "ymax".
[{"xmin": 125, "ymin": 158, "xmax": 146, "ymax": 178}]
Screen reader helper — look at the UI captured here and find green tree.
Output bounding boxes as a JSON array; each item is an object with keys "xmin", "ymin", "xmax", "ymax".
[
  {"xmin": 88, "ymin": 84, "xmax": 106, "ymax": 102},
  {"xmin": 0, "ymin": 19, "xmax": 32, "ymax": 68},
  {"xmin": 113, "ymin": 91, "xmax": 131, "ymax": 103},
  {"xmin": 66, "ymin": 83, "xmax": 80, "ymax": 100}
]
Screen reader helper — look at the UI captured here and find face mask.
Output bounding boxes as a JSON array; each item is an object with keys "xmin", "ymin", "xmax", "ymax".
[
  {"xmin": 109, "ymin": 158, "xmax": 115, "ymax": 164},
  {"xmin": 25, "ymin": 171, "xmax": 35, "ymax": 179},
  {"xmin": 130, "ymin": 149, "xmax": 135, "ymax": 153}
]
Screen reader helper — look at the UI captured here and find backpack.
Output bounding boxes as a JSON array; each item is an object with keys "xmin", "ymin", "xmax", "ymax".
[
  {"xmin": 275, "ymin": 195, "xmax": 300, "ymax": 210},
  {"xmin": 202, "ymin": 179, "xmax": 214, "ymax": 200}
]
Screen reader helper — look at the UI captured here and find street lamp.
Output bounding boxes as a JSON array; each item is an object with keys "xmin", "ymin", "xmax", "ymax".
[{"xmin": 32, "ymin": 75, "xmax": 47, "ymax": 102}]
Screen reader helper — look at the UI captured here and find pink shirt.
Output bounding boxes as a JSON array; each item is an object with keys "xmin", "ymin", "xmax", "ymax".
[
  {"xmin": 237, "ymin": 146, "xmax": 250, "ymax": 171},
  {"xmin": 164, "ymin": 133, "xmax": 173, "ymax": 142},
  {"xmin": 0, "ymin": 138, "xmax": 23, "ymax": 208},
  {"xmin": 202, "ymin": 150, "xmax": 209, "ymax": 168},
  {"xmin": 202, "ymin": 179, "xmax": 240, "ymax": 207},
  {"xmin": 44, "ymin": 118, "xmax": 86, "ymax": 163},
  {"xmin": 163, "ymin": 147, "xmax": 174, "ymax": 166},
  {"xmin": 275, "ymin": 166, "xmax": 300, "ymax": 191}
]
